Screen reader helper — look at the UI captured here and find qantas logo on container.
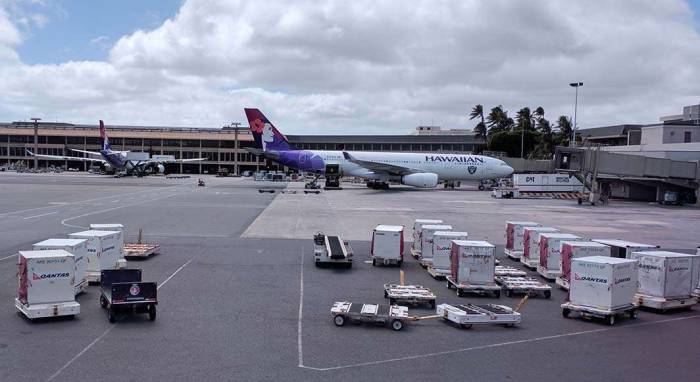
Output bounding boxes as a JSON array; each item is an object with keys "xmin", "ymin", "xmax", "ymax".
[
  {"xmin": 32, "ymin": 272, "xmax": 69, "ymax": 280},
  {"xmin": 436, "ymin": 245, "xmax": 451, "ymax": 251},
  {"xmin": 614, "ymin": 277, "xmax": 631, "ymax": 284},
  {"xmin": 573, "ymin": 273, "xmax": 607, "ymax": 283}
]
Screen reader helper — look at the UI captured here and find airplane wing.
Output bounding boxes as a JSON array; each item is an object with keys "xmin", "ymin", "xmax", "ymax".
[
  {"xmin": 148, "ymin": 157, "xmax": 207, "ymax": 164},
  {"xmin": 342, "ymin": 151, "xmax": 416, "ymax": 176},
  {"xmin": 68, "ymin": 148, "xmax": 103, "ymax": 156},
  {"xmin": 26, "ymin": 150, "xmax": 106, "ymax": 163}
]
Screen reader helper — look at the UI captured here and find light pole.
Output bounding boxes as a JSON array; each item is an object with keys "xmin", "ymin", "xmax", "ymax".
[
  {"xmin": 569, "ymin": 82, "xmax": 583, "ymax": 147},
  {"xmin": 30, "ymin": 117, "xmax": 41, "ymax": 169}
]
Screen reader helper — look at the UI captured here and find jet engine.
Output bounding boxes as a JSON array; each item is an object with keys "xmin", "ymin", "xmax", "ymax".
[
  {"xmin": 102, "ymin": 163, "xmax": 113, "ymax": 172},
  {"xmin": 401, "ymin": 173, "xmax": 438, "ymax": 188}
]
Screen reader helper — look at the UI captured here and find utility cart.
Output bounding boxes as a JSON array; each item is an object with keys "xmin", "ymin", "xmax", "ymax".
[
  {"xmin": 446, "ymin": 277, "xmax": 501, "ymax": 298},
  {"xmin": 495, "ymin": 276, "xmax": 552, "ymax": 298},
  {"xmin": 313, "ymin": 232, "xmax": 353, "ymax": 268},
  {"xmin": 436, "ymin": 303, "xmax": 521, "ymax": 329},
  {"xmin": 331, "ymin": 302, "xmax": 408, "ymax": 331},
  {"xmin": 495, "ymin": 265, "xmax": 527, "ymax": 277},
  {"xmin": 123, "ymin": 243, "xmax": 160, "ymax": 258},
  {"xmin": 383, "ymin": 284, "xmax": 436, "ymax": 308},
  {"xmin": 99, "ymin": 269, "xmax": 157, "ymax": 323},
  {"xmin": 426, "ymin": 266, "xmax": 449, "ymax": 280},
  {"xmin": 561, "ymin": 301, "xmax": 638, "ymax": 326}
]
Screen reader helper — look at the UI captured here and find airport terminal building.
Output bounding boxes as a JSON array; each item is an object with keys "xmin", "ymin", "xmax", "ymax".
[{"xmin": 0, "ymin": 122, "xmax": 480, "ymax": 174}]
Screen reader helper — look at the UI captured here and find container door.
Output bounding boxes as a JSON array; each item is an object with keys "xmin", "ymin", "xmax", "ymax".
[{"xmin": 18, "ymin": 257, "xmax": 28, "ymax": 304}]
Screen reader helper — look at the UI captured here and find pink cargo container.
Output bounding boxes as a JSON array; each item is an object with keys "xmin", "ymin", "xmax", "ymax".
[
  {"xmin": 557, "ymin": 241, "xmax": 611, "ymax": 289},
  {"xmin": 504, "ymin": 221, "xmax": 540, "ymax": 259},
  {"xmin": 521, "ymin": 227, "xmax": 559, "ymax": 268},
  {"xmin": 537, "ymin": 233, "xmax": 584, "ymax": 279},
  {"xmin": 450, "ymin": 240, "xmax": 495, "ymax": 285}
]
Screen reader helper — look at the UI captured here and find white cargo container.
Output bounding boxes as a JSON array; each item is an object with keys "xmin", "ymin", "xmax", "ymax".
[
  {"xmin": 537, "ymin": 233, "xmax": 585, "ymax": 280},
  {"xmin": 412, "ymin": 219, "xmax": 443, "ymax": 254},
  {"xmin": 33, "ymin": 238, "xmax": 89, "ymax": 295},
  {"xmin": 69, "ymin": 230, "xmax": 122, "ymax": 283},
  {"xmin": 693, "ymin": 247, "xmax": 700, "ymax": 297},
  {"xmin": 432, "ymin": 231, "xmax": 468, "ymax": 272},
  {"xmin": 521, "ymin": 227, "xmax": 560, "ymax": 269},
  {"xmin": 504, "ymin": 221, "xmax": 540, "ymax": 259},
  {"xmin": 15, "ymin": 250, "xmax": 80, "ymax": 319},
  {"xmin": 450, "ymin": 240, "xmax": 495, "ymax": 285},
  {"xmin": 631, "ymin": 251, "xmax": 699, "ymax": 309},
  {"xmin": 89, "ymin": 224, "xmax": 126, "ymax": 266},
  {"xmin": 556, "ymin": 241, "xmax": 611, "ymax": 290},
  {"xmin": 512, "ymin": 173, "xmax": 584, "ymax": 192},
  {"xmin": 371, "ymin": 225, "xmax": 404, "ymax": 266},
  {"xmin": 592, "ymin": 239, "xmax": 658, "ymax": 259},
  {"xmin": 419, "ymin": 224, "xmax": 452, "ymax": 264},
  {"xmin": 569, "ymin": 256, "xmax": 638, "ymax": 311}
]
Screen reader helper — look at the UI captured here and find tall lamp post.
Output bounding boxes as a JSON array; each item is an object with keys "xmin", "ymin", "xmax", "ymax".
[
  {"xmin": 569, "ymin": 82, "xmax": 583, "ymax": 147},
  {"xmin": 30, "ymin": 117, "xmax": 41, "ymax": 169}
]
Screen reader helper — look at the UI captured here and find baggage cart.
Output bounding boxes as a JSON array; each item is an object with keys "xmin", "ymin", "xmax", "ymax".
[
  {"xmin": 504, "ymin": 221, "xmax": 540, "ymax": 260},
  {"xmin": 561, "ymin": 301, "xmax": 638, "ymax": 326},
  {"xmin": 383, "ymin": 284, "xmax": 436, "ymax": 308},
  {"xmin": 634, "ymin": 294, "xmax": 697, "ymax": 311},
  {"xmin": 495, "ymin": 276, "xmax": 552, "ymax": 298},
  {"xmin": 495, "ymin": 265, "xmax": 527, "ymax": 277},
  {"xmin": 446, "ymin": 276, "xmax": 501, "ymax": 298},
  {"xmin": 99, "ymin": 269, "xmax": 157, "ymax": 323},
  {"xmin": 331, "ymin": 302, "xmax": 408, "ymax": 331},
  {"xmin": 123, "ymin": 243, "xmax": 160, "ymax": 258},
  {"xmin": 436, "ymin": 303, "xmax": 521, "ymax": 329},
  {"xmin": 631, "ymin": 250, "xmax": 698, "ymax": 311},
  {"xmin": 313, "ymin": 232, "xmax": 353, "ymax": 268},
  {"xmin": 426, "ymin": 266, "xmax": 449, "ymax": 280}
]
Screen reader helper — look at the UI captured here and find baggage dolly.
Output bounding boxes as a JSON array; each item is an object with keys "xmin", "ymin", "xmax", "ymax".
[
  {"xmin": 561, "ymin": 301, "xmax": 638, "ymax": 326},
  {"xmin": 383, "ymin": 284, "xmax": 436, "ymax": 308},
  {"xmin": 436, "ymin": 303, "xmax": 521, "ymax": 329},
  {"xmin": 123, "ymin": 243, "xmax": 160, "ymax": 259},
  {"xmin": 426, "ymin": 266, "xmax": 449, "ymax": 280},
  {"xmin": 495, "ymin": 276, "xmax": 552, "ymax": 298},
  {"xmin": 634, "ymin": 294, "xmax": 697, "ymax": 312},
  {"xmin": 495, "ymin": 265, "xmax": 527, "ymax": 277},
  {"xmin": 331, "ymin": 302, "xmax": 409, "ymax": 331},
  {"xmin": 418, "ymin": 257, "xmax": 433, "ymax": 269},
  {"xmin": 410, "ymin": 248, "xmax": 421, "ymax": 260},
  {"xmin": 445, "ymin": 276, "xmax": 501, "ymax": 298},
  {"xmin": 504, "ymin": 248, "xmax": 523, "ymax": 261}
]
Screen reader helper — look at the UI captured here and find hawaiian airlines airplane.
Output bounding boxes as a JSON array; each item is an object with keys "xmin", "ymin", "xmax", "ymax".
[
  {"xmin": 244, "ymin": 108, "xmax": 514, "ymax": 189},
  {"xmin": 27, "ymin": 120, "xmax": 205, "ymax": 176}
]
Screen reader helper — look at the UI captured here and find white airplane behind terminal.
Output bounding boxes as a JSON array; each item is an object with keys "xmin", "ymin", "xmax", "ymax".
[{"xmin": 244, "ymin": 108, "xmax": 514, "ymax": 188}]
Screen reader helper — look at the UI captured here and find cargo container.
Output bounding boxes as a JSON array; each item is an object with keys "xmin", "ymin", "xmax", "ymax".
[
  {"xmin": 693, "ymin": 248, "xmax": 700, "ymax": 297},
  {"xmin": 556, "ymin": 241, "xmax": 611, "ymax": 290},
  {"xmin": 537, "ymin": 233, "xmax": 585, "ymax": 280},
  {"xmin": 419, "ymin": 224, "xmax": 453, "ymax": 263},
  {"xmin": 521, "ymin": 227, "xmax": 559, "ymax": 269},
  {"xmin": 450, "ymin": 240, "xmax": 495, "ymax": 285},
  {"xmin": 90, "ymin": 224, "xmax": 125, "ymax": 248},
  {"xmin": 512, "ymin": 173, "xmax": 584, "ymax": 192},
  {"xmin": 569, "ymin": 256, "xmax": 638, "ymax": 311},
  {"xmin": 371, "ymin": 225, "xmax": 404, "ymax": 266},
  {"xmin": 592, "ymin": 239, "xmax": 658, "ymax": 259},
  {"xmin": 631, "ymin": 251, "xmax": 699, "ymax": 310},
  {"xmin": 15, "ymin": 250, "xmax": 80, "ymax": 319},
  {"xmin": 411, "ymin": 219, "xmax": 443, "ymax": 255},
  {"xmin": 432, "ymin": 231, "xmax": 468, "ymax": 272},
  {"xmin": 33, "ymin": 238, "xmax": 89, "ymax": 295},
  {"xmin": 69, "ymin": 230, "xmax": 123, "ymax": 283},
  {"xmin": 504, "ymin": 221, "xmax": 540, "ymax": 259}
]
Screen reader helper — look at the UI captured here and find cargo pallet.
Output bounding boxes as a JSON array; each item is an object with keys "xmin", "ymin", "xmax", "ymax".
[
  {"xmin": 504, "ymin": 248, "xmax": 522, "ymax": 261},
  {"xmin": 561, "ymin": 301, "xmax": 638, "ymax": 326},
  {"xmin": 445, "ymin": 277, "xmax": 501, "ymax": 298},
  {"xmin": 372, "ymin": 257, "xmax": 402, "ymax": 267},
  {"xmin": 123, "ymin": 243, "xmax": 160, "ymax": 259},
  {"xmin": 418, "ymin": 258, "xmax": 433, "ymax": 269},
  {"xmin": 410, "ymin": 248, "xmax": 421, "ymax": 260},
  {"xmin": 520, "ymin": 257, "xmax": 538, "ymax": 270},
  {"xmin": 436, "ymin": 303, "xmax": 521, "ymax": 329},
  {"xmin": 555, "ymin": 277, "xmax": 570, "ymax": 290},
  {"xmin": 536, "ymin": 265, "xmax": 559, "ymax": 281},
  {"xmin": 15, "ymin": 298, "xmax": 80, "ymax": 320},
  {"xmin": 331, "ymin": 301, "xmax": 408, "ymax": 331},
  {"xmin": 634, "ymin": 294, "xmax": 697, "ymax": 311},
  {"xmin": 495, "ymin": 265, "xmax": 527, "ymax": 277},
  {"xmin": 383, "ymin": 284, "xmax": 436, "ymax": 308},
  {"xmin": 495, "ymin": 276, "xmax": 551, "ymax": 298},
  {"xmin": 426, "ymin": 266, "xmax": 449, "ymax": 280}
]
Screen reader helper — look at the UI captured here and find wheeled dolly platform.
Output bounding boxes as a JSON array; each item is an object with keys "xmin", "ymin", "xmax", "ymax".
[
  {"xmin": 418, "ymin": 258, "xmax": 433, "ymax": 268},
  {"xmin": 495, "ymin": 276, "xmax": 551, "ymax": 298},
  {"xmin": 426, "ymin": 266, "xmax": 449, "ymax": 280},
  {"xmin": 384, "ymin": 284, "xmax": 436, "ymax": 308},
  {"xmin": 15, "ymin": 298, "xmax": 80, "ymax": 320},
  {"xmin": 495, "ymin": 265, "xmax": 527, "ymax": 277},
  {"xmin": 520, "ymin": 257, "xmax": 538, "ymax": 270},
  {"xmin": 504, "ymin": 248, "xmax": 523, "ymax": 261},
  {"xmin": 555, "ymin": 276, "xmax": 571, "ymax": 290},
  {"xmin": 410, "ymin": 248, "xmax": 421, "ymax": 259},
  {"xmin": 536, "ymin": 265, "xmax": 560, "ymax": 281},
  {"xmin": 436, "ymin": 303, "xmax": 521, "ymax": 329},
  {"xmin": 446, "ymin": 277, "xmax": 501, "ymax": 298},
  {"xmin": 123, "ymin": 243, "xmax": 160, "ymax": 259},
  {"xmin": 561, "ymin": 301, "xmax": 638, "ymax": 326},
  {"xmin": 634, "ymin": 294, "xmax": 697, "ymax": 311},
  {"xmin": 331, "ymin": 301, "xmax": 408, "ymax": 331}
]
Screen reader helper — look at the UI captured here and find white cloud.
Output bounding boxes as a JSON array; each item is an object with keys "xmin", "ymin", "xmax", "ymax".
[{"xmin": 1, "ymin": 0, "xmax": 700, "ymax": 134}]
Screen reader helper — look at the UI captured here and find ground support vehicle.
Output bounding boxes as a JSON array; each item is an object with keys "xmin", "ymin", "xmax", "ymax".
[
  {"xmin": 313, "ymin": 232, "xmax": 353, "ymax": 268},
  {"xmin": 99, "ymin": 269, "xmax": 157, "ymax": 323},
  {"xmin": 436, "ymin": 303, "xmax": 521, "ymax": 329},
  {"xmin": 446, "ymin": 276, "xmax": 501, "ymax": 298},
  {"xmin": 383, "ymin": 284, "xmax": 436, "ymax": 308},
  {"xmin": 331, "ymin": 302, "xmax": 408, "ymax": 331},
  {"xmin": 495, "ymin": 276, "xmax": 552, "ymax": 298}
]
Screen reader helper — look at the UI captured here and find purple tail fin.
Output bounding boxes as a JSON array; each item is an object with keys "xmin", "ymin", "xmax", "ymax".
[{"xmin": 244, "ymin": 108, "xmax": 292, "ymax": 151}]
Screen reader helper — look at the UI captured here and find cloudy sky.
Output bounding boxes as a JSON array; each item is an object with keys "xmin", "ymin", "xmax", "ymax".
[{"xmin": 1, "ymin": 0, "xmax": 699, "ymax": 134}]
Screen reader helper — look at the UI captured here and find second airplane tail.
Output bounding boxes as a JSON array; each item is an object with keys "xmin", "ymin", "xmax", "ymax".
[
  {"xmin": 99, "ymin": 120, "xmax": 112, "ymax": 151},
  {"xmin": 244, "ymin": 108, "xmax": 292, "ymax": 152}
]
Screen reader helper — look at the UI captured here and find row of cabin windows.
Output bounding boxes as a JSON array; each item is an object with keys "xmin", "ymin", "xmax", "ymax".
[{"xmin": 296, "ymin": 143, "xmax": 471, "ymax": 152}]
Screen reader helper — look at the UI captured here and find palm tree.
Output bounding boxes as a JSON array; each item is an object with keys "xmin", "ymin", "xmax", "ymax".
[
  {"xmin": 469, "ymin": 104, "xmax": 487, "ymax": 140},
  {"xmin": 516, "ymin": 107, "xmax": 533, "ymax": 131},
  {"xmin": 555, "ymin": 115, "xmax": 573, "ymax": 146},
  {"xmin": 486, "ymin": 105, "xmax": 512, "ymax": 135},
  {"xmin": 533, "ymin": 107, "xmax": 545, "ymax": 129}
]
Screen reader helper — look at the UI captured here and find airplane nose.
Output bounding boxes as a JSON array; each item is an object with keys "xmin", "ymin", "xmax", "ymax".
[{"xmin": 501, "ymin": 165, "xmax": 514, "ymax": 177}]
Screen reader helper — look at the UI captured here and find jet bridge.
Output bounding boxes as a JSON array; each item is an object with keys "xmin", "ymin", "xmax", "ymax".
[{"xmin": 554, "ymin": 146, "xmax": 699, "ymax": 205}]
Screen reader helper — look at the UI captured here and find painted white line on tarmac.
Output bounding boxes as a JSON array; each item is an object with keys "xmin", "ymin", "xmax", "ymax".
[
  {"xmin": 45, "ymin": 253, "xmax": 198, "ymax": 382},
  {"xmin": 299, "ymin": 313, "xmax": 700, "ymax": 371},
  {"xmin": 23, "ymin": 211, "xmax": 58, "ymax": 220},
  {"xmin": 297, "ymin": 247, "xmax": 305, "ymax": 368},
  {"xmin": 0, "ymin": 253, "xmax": 17, "ymax": 261}
]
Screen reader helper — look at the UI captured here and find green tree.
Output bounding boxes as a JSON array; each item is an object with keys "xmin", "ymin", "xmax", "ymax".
[
  {"xmin": 486, "ymin": 105, "xmax": 513, "ymax": 135},
  {"xmin": 516, "ymin": 107, "xmax": 534, "ymax": 132},
  {"xmin": 555, "ymin": 115, "xmax": 573, "ymax": 146},
  {"xmin": 469, "ymin": 104, "xmax": 487, "ymax": 140},
  {"xmin": 531, "ymin": 118, "xmax": 554, "ymax": 158}
]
